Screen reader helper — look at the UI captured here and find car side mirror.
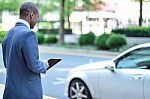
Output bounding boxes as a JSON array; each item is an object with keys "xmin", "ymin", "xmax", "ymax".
[{"xmin": 105, "ymin": 61, "xmax": 116, "ymax": 72}]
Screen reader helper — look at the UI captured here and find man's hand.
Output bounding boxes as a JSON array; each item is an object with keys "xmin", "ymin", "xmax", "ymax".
[{"xmin": 42, "ymin": 60, "xmax": 49, "ymax": 69}]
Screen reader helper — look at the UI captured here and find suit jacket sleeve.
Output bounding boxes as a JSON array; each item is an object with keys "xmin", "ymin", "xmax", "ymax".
[
  {"xmin": 22, "ymin": 31, "xmax": 47, "ymax": 74},
  {"xmin": 2, "ymin": 43, "xmax": 6, "ymax": 68}
]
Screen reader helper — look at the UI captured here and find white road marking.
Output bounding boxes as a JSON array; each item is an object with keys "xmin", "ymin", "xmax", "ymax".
[
  {"xmin": 53, "ymin": 77, "xmax": 66, "ymax": 85},
  {"xmin": 54, "ymin": 67, "xmax": 73, "ymax": 72}
]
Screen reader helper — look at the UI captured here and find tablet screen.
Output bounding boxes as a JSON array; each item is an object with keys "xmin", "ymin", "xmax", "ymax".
[{"xmin": 47, "ymin": 59, "xmax": 61, "ymax": 70}]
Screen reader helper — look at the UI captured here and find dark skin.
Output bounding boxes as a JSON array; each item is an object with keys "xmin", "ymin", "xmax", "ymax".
[{"xmin": 19, "ymin": 11, "xmax": 39, "ymax": 29}]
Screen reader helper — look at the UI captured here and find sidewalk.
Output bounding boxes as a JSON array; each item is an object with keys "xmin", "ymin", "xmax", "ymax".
[
  {"xmin": 39, "ymin": 45, "xmax": 119, "ymax": 58},
  {"xmin": 0, "ymin": 45, "xmax": 119, "ymax": 99}
]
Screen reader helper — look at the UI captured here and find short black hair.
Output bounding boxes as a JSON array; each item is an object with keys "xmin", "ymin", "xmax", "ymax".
[{"xmin": 19, "ymin": 2, "xmax": 38, "ymax": 17}]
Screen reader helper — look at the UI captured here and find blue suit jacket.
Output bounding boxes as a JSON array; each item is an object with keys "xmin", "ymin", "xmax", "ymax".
[{"xmin": 2, "ymin": 22, "xmax": 47, "ymax": 99}]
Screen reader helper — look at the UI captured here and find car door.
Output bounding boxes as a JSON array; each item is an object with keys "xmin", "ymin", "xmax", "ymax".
[
  {"xmin": 99, "ymin": 47, "xmax": 150, "ymax": 99},
  {"xmin": 143, "ymin": 71, "xmax": 150, "ymax": 99}
]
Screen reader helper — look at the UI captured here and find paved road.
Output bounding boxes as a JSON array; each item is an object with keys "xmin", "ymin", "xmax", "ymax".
[
  {"xmin": 40, "ymin": 53, "xmax": 111, "ymax": 99},
  {"xmin": 0, "ymin": 45, "xmax": 118, "ymax": 99}
]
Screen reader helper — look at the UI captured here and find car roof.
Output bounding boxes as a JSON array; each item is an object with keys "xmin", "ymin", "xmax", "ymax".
[{"xmin": 112, "ymin": 43, "xmax": 150, "ymax": 61}]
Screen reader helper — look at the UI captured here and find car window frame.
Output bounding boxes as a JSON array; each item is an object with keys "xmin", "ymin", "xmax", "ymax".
[{"xmin": 114, "ymin": 47, "xmax": 150, "ymax": 69}]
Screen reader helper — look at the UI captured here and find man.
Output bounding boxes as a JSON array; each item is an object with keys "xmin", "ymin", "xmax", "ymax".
[{"xmin": 2, "ymin": 2, "xmax": 49, "ymax": 99}]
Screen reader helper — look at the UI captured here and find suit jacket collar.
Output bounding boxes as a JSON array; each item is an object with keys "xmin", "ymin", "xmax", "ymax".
[{"xmin": 15, "ymin": 19, "xmax": 30, "ymax": 29}]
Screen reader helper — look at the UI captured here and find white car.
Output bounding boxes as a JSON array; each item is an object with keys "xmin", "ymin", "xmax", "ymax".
[{"xmin": 65, "ymin": 43, "xmax": 150, "ymax": 99}]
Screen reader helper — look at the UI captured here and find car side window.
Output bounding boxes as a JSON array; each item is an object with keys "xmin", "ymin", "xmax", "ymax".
[{"xmin": 116, "ymin": 47, "xmax": 150, "ymax": 69}]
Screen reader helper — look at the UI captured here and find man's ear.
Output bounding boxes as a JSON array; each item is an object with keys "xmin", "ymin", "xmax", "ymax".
[{"xmin": 30, "ymin": 12, "xmax": 34, "ymax": 18}]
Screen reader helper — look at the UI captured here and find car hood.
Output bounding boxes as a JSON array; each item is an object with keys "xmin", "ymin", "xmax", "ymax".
[{"xmin": 70, "ymin": 60, "xmax": 111, "ymax": 73}]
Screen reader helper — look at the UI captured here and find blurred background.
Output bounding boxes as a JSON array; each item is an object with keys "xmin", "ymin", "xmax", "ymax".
[
  {"xmin": 0, "ymin": 1, "xmax": 150, "ymax": 98},
  {"xmin": 0, "ymin": 0, "xmax": 150, "ymax": 52}
]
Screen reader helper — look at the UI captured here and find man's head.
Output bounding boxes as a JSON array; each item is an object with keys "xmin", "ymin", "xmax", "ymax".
[{"xmin": 19, "ymin": 2, "xmax": 39, "ymax": 29}]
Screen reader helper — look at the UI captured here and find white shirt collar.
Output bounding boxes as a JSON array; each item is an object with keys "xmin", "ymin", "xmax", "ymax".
[{"xmin": 18, "ymin": 19, "xmax": 30, "ymax": 29}]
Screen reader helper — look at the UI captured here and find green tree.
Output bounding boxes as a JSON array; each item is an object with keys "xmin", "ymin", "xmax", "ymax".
[
  {"xmin": 65, "ymin": 0, "xmax": 75, "ymax": 29},
  {"xmin": 36, "ymin": 0, "xmax": 65, "ymax": 44},
  {"xmin": 0, "ymin": 0, "xmax": 20, "ymax": 12},
  {"xmin": 83, "ymin": 0, "xmax": 95, "ymax": 10},
  {"xmin": 40, "ymin": 0, "xmax": 60, "ymax": 14},
  {"xmin": 130, "ymin": 0, "xmax": 150, "ymax": 26},
  {"xmin": 59, "ymin": 0, "xmax": 65, "ymax": 44},
  {"xmin": 139, "ymin": 0, "xmax": 143, "ymax": 26},
  {"xmin": 0, "ymin": 0, "xmax": 20, "ymax": 22},
  {"xmin": 138, "ymin": 0, "xmax": 150, "ymax": 26}
]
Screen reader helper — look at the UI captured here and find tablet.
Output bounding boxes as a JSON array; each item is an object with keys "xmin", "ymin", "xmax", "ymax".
[{"xmin": 47, "ymin": 59, "xmax": 61, "ymax": 70}]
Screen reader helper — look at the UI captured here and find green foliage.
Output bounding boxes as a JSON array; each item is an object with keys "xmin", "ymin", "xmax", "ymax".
[
  {"xmin": 0, "ymin": 31, "xmax": 6, "ymax": 38},
  {"xmin": 95, "ymin": 33, "xmax": 111, "ymax": 50},
  {"xmin": 0, "ymin": 1, "xmax": 20, "ymax": 11},
  {"xmin": 79, "ymin": 32, "xmax": 96, "ymax": 45},
  {"xmin": 95, "ymin": 33, "xmax": 126, "ymax": 50},
  {"xmin": 36, "ymin": 32, "xmax": 44, "ymax": 44},
  {"xmin": 0, "ymin": 31, "xmax": 6, "ymax": 43},
  {"xmin": 83, "ymin": 0, "xmax": 95, "ymax": 10},
  {"xmin": 106, "ymin": 34, "xmax": 127, "ymax": 51},
  {"xmin": 65, "ymin": 0, "xmax": 75, "ymax": 15},
  {"xmin": 39, "ymin": 0, "xmax": 60, "ymax": 15},
  {"xmin": 112, "ymin": 26, "xmax": 150, "ymax": 37},
  {"xmin": 38, "ymin": 22, "xmax": 53, "ymax": 29},
  {"xmin": 45, "ymin": 34, "xmax": 57, "ymax": 44}
]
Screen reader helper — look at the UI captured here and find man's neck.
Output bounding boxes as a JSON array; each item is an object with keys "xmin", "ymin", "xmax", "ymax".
[{"xmin": 18, "ymin": 18, "xmax": 30, "ymax": 29}]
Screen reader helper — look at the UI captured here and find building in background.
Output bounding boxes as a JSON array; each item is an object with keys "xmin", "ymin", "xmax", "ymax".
[
  {"xmin": 68, "ymin": 0, "xmax": 150, "ymax": 35},
  {"xmin": 1, "ymin": 0, "xmax": 150, "ymax": 36}
]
